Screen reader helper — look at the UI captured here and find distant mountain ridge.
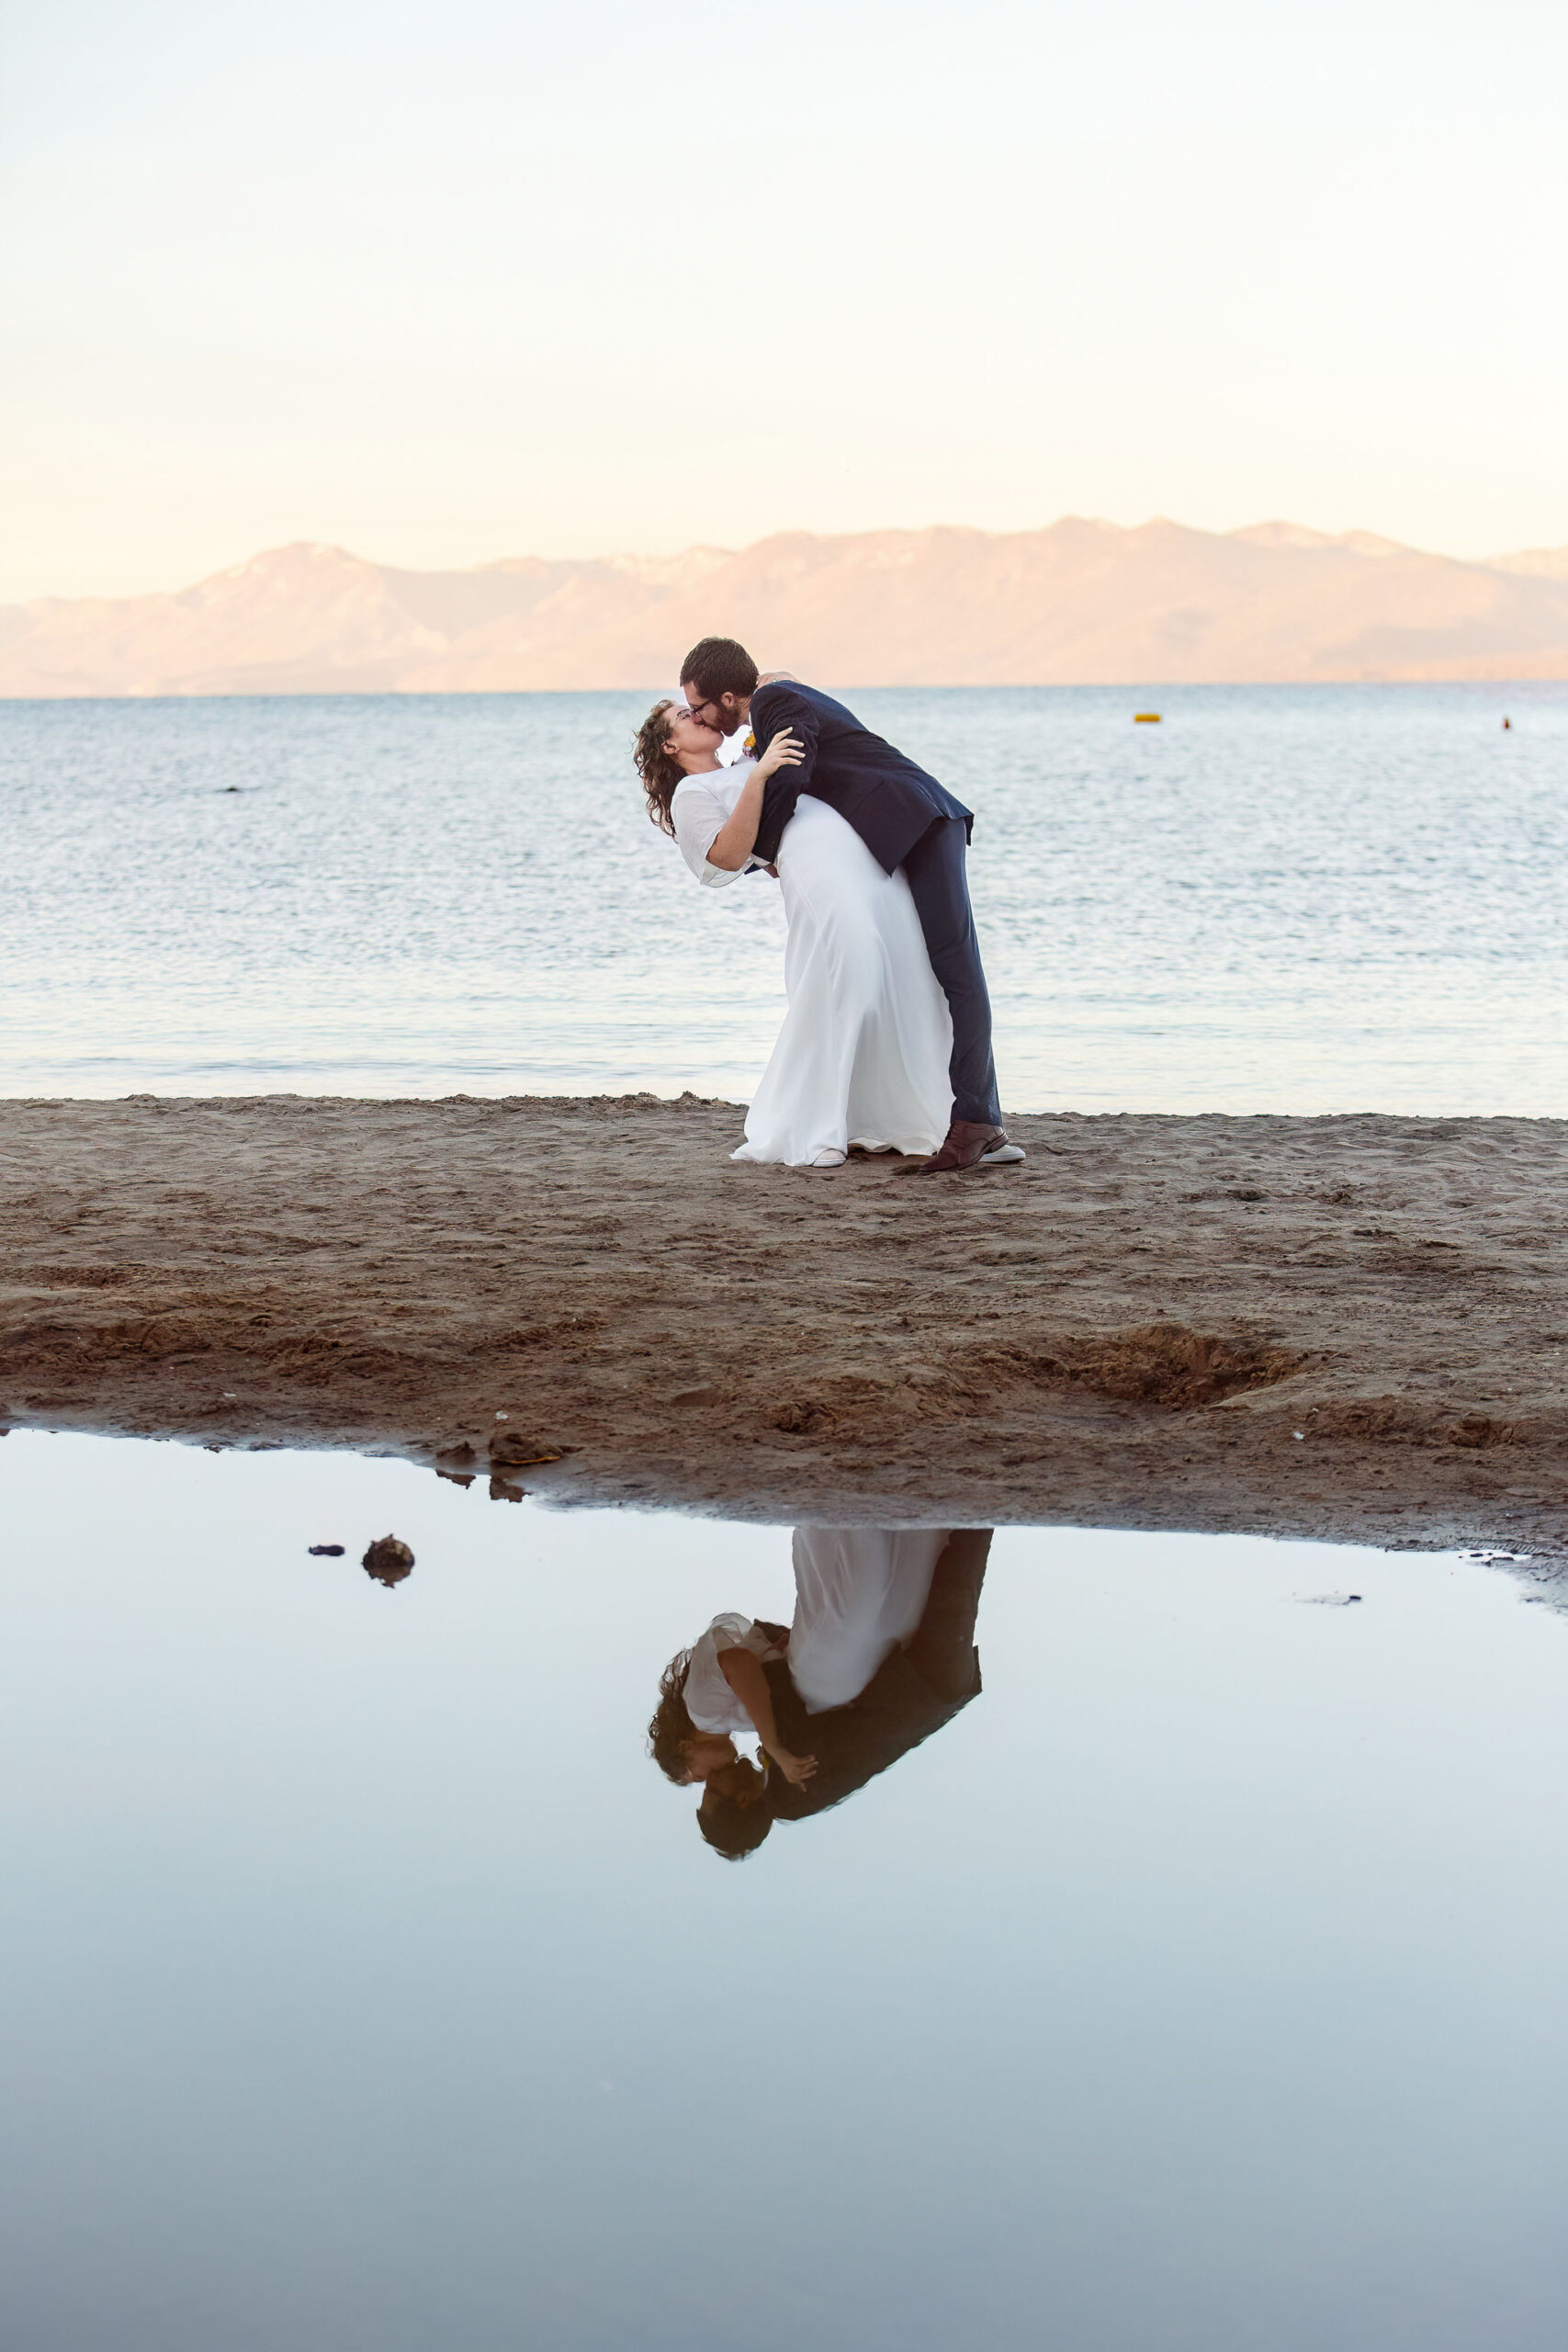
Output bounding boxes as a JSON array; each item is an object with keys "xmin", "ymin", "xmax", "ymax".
[{"xmin": 6, "ymin": 518, "xmax": 1568, "ymax": 695}]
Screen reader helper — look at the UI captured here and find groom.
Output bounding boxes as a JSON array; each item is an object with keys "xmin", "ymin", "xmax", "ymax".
[{"xmin": 679, "ymin": 637, "xmax": 1023, "ymax": 1174}]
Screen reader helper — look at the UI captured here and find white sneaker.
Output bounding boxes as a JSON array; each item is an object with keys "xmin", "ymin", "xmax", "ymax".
[
  {"xmin": 978, "ymin": 1140, "xmax": 1026, "ymax": 1164},
  {"xmin": 807, "ymin": 1148, "xmax": 847, "ymax": 1168}
]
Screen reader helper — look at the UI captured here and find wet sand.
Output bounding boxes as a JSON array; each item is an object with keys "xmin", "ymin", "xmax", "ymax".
[{"xmin": 2, "ymin": 1096, "xmax": 1565, "ymax": 1570}]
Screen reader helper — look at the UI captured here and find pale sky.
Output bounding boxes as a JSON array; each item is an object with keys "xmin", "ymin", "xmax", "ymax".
[{"xmin": 4, "ymin": 0, "xmax": 1567, "ymax": 600}]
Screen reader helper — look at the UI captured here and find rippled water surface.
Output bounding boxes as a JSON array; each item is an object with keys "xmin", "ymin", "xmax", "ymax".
[
  {"xmin": 2, "ymin": 685, "xmax": 1563, "ymax": 1109},
  {"xmin": 3, "ymin": 1433, "xmax": 1567, "ymax": 2351}
]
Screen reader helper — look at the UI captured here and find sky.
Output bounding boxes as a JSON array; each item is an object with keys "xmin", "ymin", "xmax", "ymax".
[{"xmin": 4, "ymin": 0, "xmax": 1567, "ymax": 600}]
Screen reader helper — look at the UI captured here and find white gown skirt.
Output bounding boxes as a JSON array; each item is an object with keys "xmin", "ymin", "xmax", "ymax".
[
  {"xmin": 731, "ymin": 795, "xmax": 952, "ymax": 1168},
  {"xmin": 787, "ymin": 1527, "xmax": 952, "ymax": 1714}
]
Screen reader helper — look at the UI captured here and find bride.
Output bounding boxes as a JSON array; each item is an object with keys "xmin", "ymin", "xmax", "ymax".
[{"xmin": 635, "ymin": 695, "xmax": 953, "ymax": 1168}]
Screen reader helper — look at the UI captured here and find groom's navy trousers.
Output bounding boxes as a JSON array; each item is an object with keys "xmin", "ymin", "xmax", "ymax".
[
  {"xmin": 901, "ymin": 816, "xmax": 1001, "ymax": 1128},
  {"xmin": 750, "ymin": 681, "xmax": 1002, "ymax": 1130}
]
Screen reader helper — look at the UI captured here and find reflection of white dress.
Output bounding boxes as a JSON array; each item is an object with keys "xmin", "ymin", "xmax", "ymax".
[
  {"xmin": 671, "ymin": 762, "xmax": 952, "ymax": 1168},
  {"xmin": 787, "ymin": 1527, "xmax": 951, "ymax": 1714}
]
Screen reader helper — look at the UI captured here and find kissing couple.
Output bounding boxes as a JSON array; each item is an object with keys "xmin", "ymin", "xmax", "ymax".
[
  {"xmin": 634, "ymin": 638, "xmax": 1025, "ymax": 1174},
  {"xmin": 649, "ymin": 1524, "xmax": 993, "ymax": 1860}
]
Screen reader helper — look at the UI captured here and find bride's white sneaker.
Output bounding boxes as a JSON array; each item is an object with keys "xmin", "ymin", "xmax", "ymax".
[
  {"xmin": 978, "ymin": 1139, "xmax": 1026, "ymax": 1164},
  {"xmin": 807, "ymin": 1148, "xmax": 848, "ymax": 1168}
]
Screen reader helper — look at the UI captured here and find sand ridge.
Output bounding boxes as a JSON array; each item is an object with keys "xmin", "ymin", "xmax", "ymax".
[{"xmin": 2, "ymin": 1096, "xmax": 1565, "ymax": 1569}]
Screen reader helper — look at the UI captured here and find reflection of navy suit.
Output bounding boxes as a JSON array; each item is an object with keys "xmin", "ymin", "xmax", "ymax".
[
  {"xmin": 761, "ymin": 1531, "xmax": 991, "ymax": 1826},
  {"xmin": 750, "ymin": 682, "xmax": 1001, "ymax": 1128}
]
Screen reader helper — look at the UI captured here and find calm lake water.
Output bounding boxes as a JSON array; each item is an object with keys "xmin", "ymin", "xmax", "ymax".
[
  {"xmin": 3, "ymin": 1430, "xmax": 1566, "ymax": 2351},
  {"xmin": 2, "ymin": 685, "xmax": 1563, "ymax": 1112}
]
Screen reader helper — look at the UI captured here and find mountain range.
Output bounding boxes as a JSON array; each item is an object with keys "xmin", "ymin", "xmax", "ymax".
[{"xmin": 5, "ymin": 518, "xmax": 1568, "ymax": 695}]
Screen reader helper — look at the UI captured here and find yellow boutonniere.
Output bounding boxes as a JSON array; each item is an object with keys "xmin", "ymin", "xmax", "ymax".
[{"xmin": 743, "ymin": 732, "xmax": 756, "ymax": 755}]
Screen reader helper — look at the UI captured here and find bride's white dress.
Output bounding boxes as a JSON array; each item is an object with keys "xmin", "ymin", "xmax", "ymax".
[
  {"xmin": 671, "ymin": 759, "xmax": 952, "ymax": 1168},
  {"xmin": 787, "ymin": 1526, "xmax": 950, "ymax": 1713}
]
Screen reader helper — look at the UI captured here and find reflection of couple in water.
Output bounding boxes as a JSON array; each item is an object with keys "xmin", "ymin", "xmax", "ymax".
[{"xmin": 649, "ymin": 1527, "xmax": 992, "ymax": 1859}]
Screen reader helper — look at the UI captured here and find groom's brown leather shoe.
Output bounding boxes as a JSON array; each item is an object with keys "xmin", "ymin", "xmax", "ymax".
[{"xmin": 915, "ymin": 1120, "xmax": 1026, "ymax": 1173}]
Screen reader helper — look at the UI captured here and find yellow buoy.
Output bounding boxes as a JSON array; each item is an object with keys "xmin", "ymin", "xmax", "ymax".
[{"xmin": 1134, "ymin": 712, "xmax": 1161, "ymax": 723}]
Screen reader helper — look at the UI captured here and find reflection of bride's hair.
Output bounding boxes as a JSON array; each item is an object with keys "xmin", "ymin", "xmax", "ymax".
[
  {"xmin": 698, "ymin": 1766, "xmax": 772, "ymax": 1861},
  {"xmin": 648, "ymin": 1645, "xmax": 698, "ymax": 1781},
  {"xmin": 634, "ymin": 700, "xmax": 685, "ymax": 838}
]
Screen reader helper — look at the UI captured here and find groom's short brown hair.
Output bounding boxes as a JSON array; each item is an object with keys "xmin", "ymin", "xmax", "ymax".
[{"xmin": 681, "ymin": 637, "xmax": 759, "ymax": 703}]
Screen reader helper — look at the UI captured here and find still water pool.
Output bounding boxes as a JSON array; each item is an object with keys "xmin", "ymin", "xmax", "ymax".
[{"xmin": 2, "ymin": 1431, "xmax": 1565, "ymax": 2351}]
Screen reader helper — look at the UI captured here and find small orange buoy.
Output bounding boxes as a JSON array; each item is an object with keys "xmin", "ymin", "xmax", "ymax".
[
  {"xmin": 1503, "ymin": 716, "xmax": 1512, "ymax": 729},
  {"xmin": 1134, "ymin": 711, "xmax": 1161, "ymax": 723}
]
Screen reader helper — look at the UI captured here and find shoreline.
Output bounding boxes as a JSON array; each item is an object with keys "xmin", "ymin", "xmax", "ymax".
[{"xmin": 3, "ymin": 1096, "xmax": 1565, "ymax": 1576}]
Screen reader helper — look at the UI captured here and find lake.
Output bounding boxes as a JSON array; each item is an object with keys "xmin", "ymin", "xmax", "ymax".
[{"xmin": 2, "ymin": 684, "xmax": 1563, "ymax": 1112}]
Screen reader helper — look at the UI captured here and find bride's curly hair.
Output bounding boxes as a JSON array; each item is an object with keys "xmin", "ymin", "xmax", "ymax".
[
  {"xmin": 635, "ymin": 699, "xmax": 684, "ymax": 838},
  {"xmin": 648, "ymin": 1645, "xmax": 697, "ymax": 1781}
]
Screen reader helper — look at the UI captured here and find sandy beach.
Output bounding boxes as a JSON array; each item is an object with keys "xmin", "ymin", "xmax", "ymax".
[{"xmin": 2, "ymin": 1093, "xmax": 1564, "ymax": 1565}]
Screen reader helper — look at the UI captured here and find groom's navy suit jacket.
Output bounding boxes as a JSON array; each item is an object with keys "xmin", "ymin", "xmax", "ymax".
[
  {"xmin": 749, "ymin": 681, "xmax": 972, "ymax": 875},
  {"xmin": 756, "ymin": 1646, "xmax": 980, "ymax": 1825}
]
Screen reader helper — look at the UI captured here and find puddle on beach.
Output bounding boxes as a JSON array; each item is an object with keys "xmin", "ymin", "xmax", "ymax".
[{"xmin": 3, "ymin": 1431, "xmax": 1567, "ymax": 2352}]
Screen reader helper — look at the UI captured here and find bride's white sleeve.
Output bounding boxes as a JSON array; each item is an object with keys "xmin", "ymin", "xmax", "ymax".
[{"xmin": 671, "ymin": 782, "xmax": 745, "ymax": 888}]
